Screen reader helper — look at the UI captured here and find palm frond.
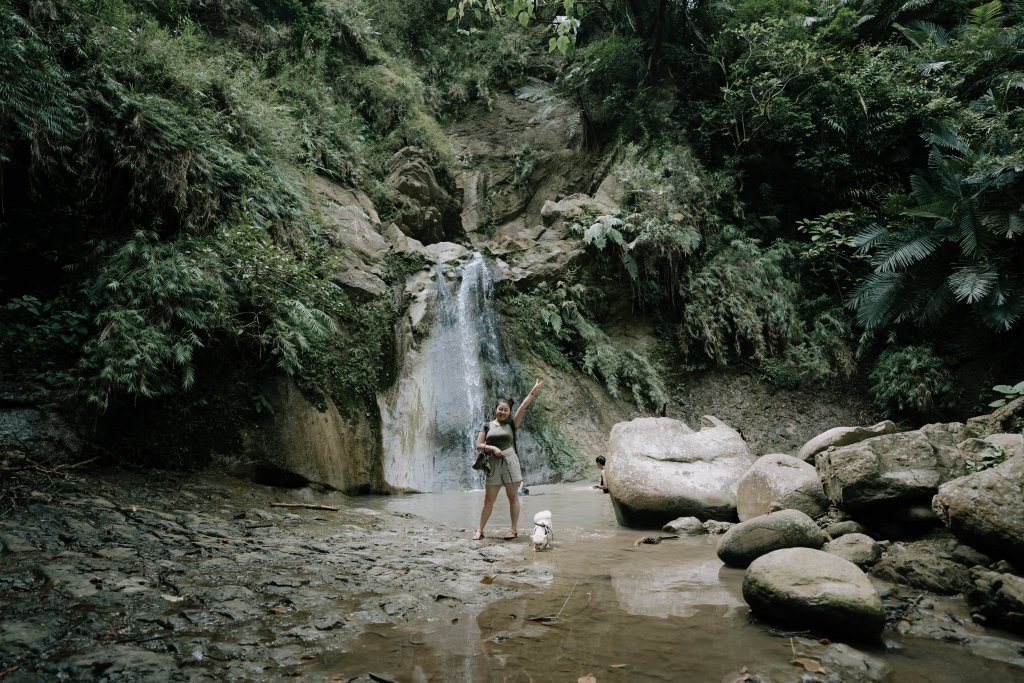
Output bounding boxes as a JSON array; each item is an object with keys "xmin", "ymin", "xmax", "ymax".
[
  {"xmin": 516, "ymin": 84, "xmax": 556, "ymax": 103},
  {"xmin": 896, "ymin": 20, "xmax": 949, "ymax": 48},
  {"xmin": 904, "ymin": 198, "xmax": 957, "ymax": 219},
  {"xmin": 977, "ymin": 281, "xmax": 1024, "ymax": 332},
  {"xmin": 909, "ymin": 172, "xmax": 937, "ymax": 204},
  {"xmin": 853, "ymin": 223, "xmax": 889, "ymax": 253},
  {"xmin": 948, "ymin": 264, "xmax": 998, "ymax": 303},
  {"xmin": 849, "ymin": 271, "xmax": 907, "ymax": 329},
  {"xmin": 932, "ymin": 158, "xmax": 966, "ymax": 200},
  {"xmin": 916, "ymin": 283, "xmax": 956, "ymax": 324},
  {"xmin": 918, "ymin": 60, "xmax": 951, "ymax": 75},
  {"xmin": 921, "ymin": 125, "xmax": 971, "ymax": 156},
  {"xmin": 875, "ymin": 231, "xmax": 943, "ymax": 272},
  {"xmin": 1006, "ymin": 210, "xmax": 1024, "ymax": 238},
  {"xmin": 899, "ymin": 0, "xmax": 936, "ymax": 14},
  {"xmin": 954, "ymin": 197, "xmax": 983, "ymax": 257},
  {"xmin": 968, "ymin": 0, "xmax": 1003, "ymax": 29}
]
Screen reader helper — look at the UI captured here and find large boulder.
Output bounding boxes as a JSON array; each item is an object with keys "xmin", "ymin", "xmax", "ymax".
[
  {"xmin": 798, "ymin": 421, "xmax": 898, "ymax": 463},
  {"xmin": 743, "ymin": 548, "xmax": 885, "ymax": 640},
  {"xmin": 932, "ymin": 455, "xmax": 1024, "ymax": 569},
  {"xmin": 816, "ymin": 428, "xmax": 976, "ymax": 514},
  {"xmin": 868, "ymin": 545, "xmax": 970, "ymax": 595},
  {"xmin": 964, "ymin": 395, "xmax": 1024, "ymax": 438},
  {"xmin": 606, "ymin": 416, "xmax": 753, "ymax": 527},
  {"xmin": 239, "ymin": 376, "xmax": 381, "ymax": 494},
  {"xmin": 735, "ymin": 453, "xmax": 828, "ymax": 521},
  {"xmin": 717, "ymin": 509, "xmax": 825, "ymax": 567},
  {"xmin": 965, "ymin": 568, "xmax": 1024, "ymax": 635}
]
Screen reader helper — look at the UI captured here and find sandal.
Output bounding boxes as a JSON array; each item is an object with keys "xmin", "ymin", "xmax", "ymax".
[
  {"xmin": 503, "ymin": 530, "xmax": 518, "ymax": 540},
  {"xmin": 472, "ymin": 530, "xmax": 484, "ymax": 540}
]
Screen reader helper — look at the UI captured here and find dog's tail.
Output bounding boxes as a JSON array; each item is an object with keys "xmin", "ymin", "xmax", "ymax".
[{"xmin": 533, "ymin": 509, "xmax": 551, "ymax": 524}]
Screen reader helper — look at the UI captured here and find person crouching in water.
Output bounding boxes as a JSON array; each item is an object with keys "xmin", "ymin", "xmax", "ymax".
[
  {"xmin": 593, "ymin": 455, "xmax": 608, "ymax": 492},
  {"xmin": 472, "ymin": 380, "xmax": 542, "ymax": 540}
]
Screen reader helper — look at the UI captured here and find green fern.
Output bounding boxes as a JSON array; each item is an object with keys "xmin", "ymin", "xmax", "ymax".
[{"xmin": 851, "ymin": 122, "xmax": 1024, "ymax": 331}]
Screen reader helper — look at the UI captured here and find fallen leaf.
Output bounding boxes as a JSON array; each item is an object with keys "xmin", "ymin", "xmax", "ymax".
[
  {"xmin": 791, "ymin": 657, "xmax": 825, "ymax": 673},
  {"xmin": 578, "ymin": 676, "xmax": 597, "ymax": 683},
  {"xmin": 480, "ymin": 575, "xmax": 494, "ymax": 584},
  {"xmin": 609, "ymin": 663, "xmax": 626, "ymax": 668},
  {"xmin": 271, "ymin": 606, "xmax": 291, "ymax": 614},
  {"xmin": 160, "ymin": 593, "xmax": 184, "ymax": 603}
]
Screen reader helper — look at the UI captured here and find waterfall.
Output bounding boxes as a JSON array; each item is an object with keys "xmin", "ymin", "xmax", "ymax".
[{"xmin": 379, "ymin": 253, "xmax": 519, "ymax": 492}]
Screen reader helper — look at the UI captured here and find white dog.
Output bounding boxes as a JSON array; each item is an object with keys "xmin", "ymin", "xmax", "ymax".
[{"xmin": 531, "ymin": 510, "xmax": 553, "ymax": 551}]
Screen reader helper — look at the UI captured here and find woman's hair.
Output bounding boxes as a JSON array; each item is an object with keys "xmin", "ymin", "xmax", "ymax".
[{"xmin": 495, "ymin": 396, "xmax": 515, "ymax": 411}]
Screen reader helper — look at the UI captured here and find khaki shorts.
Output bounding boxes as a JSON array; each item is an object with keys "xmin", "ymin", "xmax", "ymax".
[{"xmin": 484, "ymin": 449, "xmax": 522, "ymax": 485}]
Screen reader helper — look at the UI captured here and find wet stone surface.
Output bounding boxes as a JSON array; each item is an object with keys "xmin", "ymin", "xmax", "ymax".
[
  {"xmin": 3, "ymin": 472, "xmax": 1024, "ymax": 682},
  {"xmin": 0, "ymin": 470, "xmax": 538, "ymax": 681}
]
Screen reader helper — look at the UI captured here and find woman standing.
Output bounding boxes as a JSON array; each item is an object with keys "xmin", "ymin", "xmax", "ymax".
[{"xmin": 472, "ymin": 380, "xmax": 542, "ymax": 540}]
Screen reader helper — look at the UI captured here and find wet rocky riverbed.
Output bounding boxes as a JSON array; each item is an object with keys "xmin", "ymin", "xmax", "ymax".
[{"xmin": 1, "ymin": 469, "xmax": 1023, "ymax": 682}]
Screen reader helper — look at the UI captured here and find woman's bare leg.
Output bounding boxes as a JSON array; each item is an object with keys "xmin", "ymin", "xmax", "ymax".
[
  {"xmin": 504, "ymin": 481, "xmax": 522, "ymax": 536},
  {"xmin": 477, "ymin": 485, "xmax": 502, "ymax": 535}
]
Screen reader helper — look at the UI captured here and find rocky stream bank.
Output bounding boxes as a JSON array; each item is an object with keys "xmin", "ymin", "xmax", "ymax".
[
  {"xmin": 0, "ymin": 469, "xmax": 540, "ymax": 682},
  {"xmin": 2, "ymin": 467, "xmax": 1024, "ymax": 683}
]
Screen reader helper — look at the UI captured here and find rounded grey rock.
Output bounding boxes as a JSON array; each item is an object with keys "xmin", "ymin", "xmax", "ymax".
[
  {"xmin": 717, "ymin": 509, "xmax": 825, "ymax": 568},
  {"xmin": 743, "ymin": 547, "xmax": 885, "ymax": 640}
]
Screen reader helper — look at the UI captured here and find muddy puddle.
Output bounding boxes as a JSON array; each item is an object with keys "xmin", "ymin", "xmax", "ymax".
[{"xmin": 322, "ymin": 483, "xmax": 1024, "ymax": 683}]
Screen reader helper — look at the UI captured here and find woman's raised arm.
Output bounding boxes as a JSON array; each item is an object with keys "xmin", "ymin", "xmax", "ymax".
[{"xmin": 512, "ymin": 379, "xmax": 542, "ymax": 428}]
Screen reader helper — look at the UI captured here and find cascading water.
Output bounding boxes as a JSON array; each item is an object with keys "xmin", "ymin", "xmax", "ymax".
[{"xmin": 379, "ymin": 253, "xmax": 521, "ymax": 492}]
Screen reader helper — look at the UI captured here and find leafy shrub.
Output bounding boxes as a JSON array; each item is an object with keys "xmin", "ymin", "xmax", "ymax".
[
  {"xmin": 782, "ymin": 307, "xmax": 857, "ymax": 385},
  {"xmin": 0, "ymin": 294, "xmax": 90, "ymax": 388},
  {"xmin": 500, "ymin": 279, "xmax": 668, "ymax": 411},
  {"xmin": 0, "ymin": 7, "xmax": 78, "ymax": 173},
  {"xmin": 574, "ymin": 144, "xmax": 735, "ymax": 310},
  {"xmin": 562, "ymin": 35, "xmax": 647, "ymax": 136},
  {"xmin": 760, "ymin": 357, "xmax": 801, "ymax": 390},
  {"xmin": 678, "ymin": 237, "xmax": 801, "ymax": 365},
  {"xmin": 73, "ymin": 217, "xmax": 399, "ymax": 413},
  {"xmin": 869, "ymin": 344, "xmax": 957, "ymax": 418},
  {"xmin": 988, "ymin": 381, "xmax": 1024, "ymax": 409}
]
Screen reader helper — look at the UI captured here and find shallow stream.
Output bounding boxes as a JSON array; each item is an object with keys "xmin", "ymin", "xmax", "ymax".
[{"xmin": 328, "ymin": 483, "xmax": 1024, "ymax": 683}]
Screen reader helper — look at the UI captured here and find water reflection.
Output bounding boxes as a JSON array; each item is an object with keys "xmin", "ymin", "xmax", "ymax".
[
  {"xmin": 351, "ymin": 483, "xmax": 1024, "ymax": 682},
  {"xmin": 612, "ymin": 556, "xmax": 746, "ymax": 619}
]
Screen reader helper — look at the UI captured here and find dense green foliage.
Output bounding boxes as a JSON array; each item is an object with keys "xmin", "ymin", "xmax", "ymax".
[
  {"xmin": 4, "ymin": 0, "xmax": 1024, "ymax": 449},
  {"xmin": 481, "ymin": 0, "xmax": 1023, "ymax": 416},
  {"xmin": 499, "ymin": 277, "xmax": 669, "ymax": 411},
  {"xmin": 869, "ymin": 343, "xmax": 958, "ymax": 417},
  {"xmin": 0, "ymin": 0, "xmax": 456, "ymax": 420}
]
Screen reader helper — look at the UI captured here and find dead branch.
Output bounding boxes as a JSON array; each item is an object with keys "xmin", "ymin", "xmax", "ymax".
[{"xmin": 269, "ymin": 502, "xmax": 340, "ymax": 512}]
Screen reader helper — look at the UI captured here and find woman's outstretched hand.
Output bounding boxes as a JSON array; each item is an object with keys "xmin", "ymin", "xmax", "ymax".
[{"xmin": 530, "ymin": 379, "xmax": 542, "ymax": 396}]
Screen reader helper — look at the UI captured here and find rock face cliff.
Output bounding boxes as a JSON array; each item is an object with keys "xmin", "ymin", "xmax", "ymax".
[{"xmin": 220, "ymin": 83, "xmax": 615, "ymax": 492}]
